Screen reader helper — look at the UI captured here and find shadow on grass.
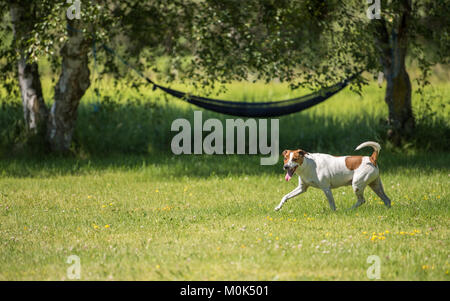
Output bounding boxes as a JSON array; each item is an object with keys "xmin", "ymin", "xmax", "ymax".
[{"xmin": 1, "ymin": 150, "xmax": 449, "ymax": 179}]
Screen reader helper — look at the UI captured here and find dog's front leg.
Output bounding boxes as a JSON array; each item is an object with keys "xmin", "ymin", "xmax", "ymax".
[
  {"xmin": 322, "ymin": 188, "xmax": 337, "ymax": 211},
  {"xmin": 275, "ymin": 181, "xmax": 308, "ymax": 211}
]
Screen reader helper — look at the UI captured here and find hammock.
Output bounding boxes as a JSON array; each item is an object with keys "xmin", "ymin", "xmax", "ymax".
[
  {"xmin": 150, "ymin": 77, "xmax": 354, "ymax": 118},
  {"xmin": 67, "ymin": 25, "xmax": 359, "ymax": 118},
  {"xmin": 100, "ymin": 40, "xmax": 358, "ymax": 118}
]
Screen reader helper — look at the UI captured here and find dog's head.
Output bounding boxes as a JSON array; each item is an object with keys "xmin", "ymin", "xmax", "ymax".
[{"xmin": 281, "ymin": 149, "xmax": 307, "ymax": 181}]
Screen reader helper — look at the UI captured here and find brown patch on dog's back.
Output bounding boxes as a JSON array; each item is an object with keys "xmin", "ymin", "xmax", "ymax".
[{"xmin": 345, "ymin": 156, "xmax": 363, "ymax": 170}]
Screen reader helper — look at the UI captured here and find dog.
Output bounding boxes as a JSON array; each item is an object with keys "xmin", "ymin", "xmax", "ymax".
[{"xmin": 275, "ymin": 141, "xmax": 392, "ymax": 211}]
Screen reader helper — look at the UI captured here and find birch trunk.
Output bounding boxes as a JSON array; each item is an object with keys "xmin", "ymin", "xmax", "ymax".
[
  {"xmin": 9, "ymin": 2, "xmax": 48, "ymax": 135},
  {"xmin": 46, "ymin": 19, "xmax": 91, "ymax": 153}
]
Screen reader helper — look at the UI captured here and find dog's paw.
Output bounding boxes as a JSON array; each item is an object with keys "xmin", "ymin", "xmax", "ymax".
[{"xmin": 274, "ymin": 206, "xmax": 282, "ymax": 211}]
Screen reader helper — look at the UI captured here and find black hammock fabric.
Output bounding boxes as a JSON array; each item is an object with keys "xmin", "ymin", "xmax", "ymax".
[
  {"xmin": 67, "ymin": 25, "xmax": 358, "ymax": 118},
  {"xmin": 149, "ymin": 76, "xmax": 355, "ymax": 118},
  {"xmin": 100, "ymin": 41, "xmax": 358, "ymax": 118}
]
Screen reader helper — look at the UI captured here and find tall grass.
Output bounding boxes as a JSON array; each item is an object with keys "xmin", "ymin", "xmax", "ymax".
[{"xmin": 1, "ymin": 74, "xmax": 448, "ymax": 157}]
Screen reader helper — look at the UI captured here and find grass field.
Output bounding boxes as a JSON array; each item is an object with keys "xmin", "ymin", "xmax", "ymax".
[{"xmin": 0, "ymin": 78, "xmax": 449, "ymax": 280}]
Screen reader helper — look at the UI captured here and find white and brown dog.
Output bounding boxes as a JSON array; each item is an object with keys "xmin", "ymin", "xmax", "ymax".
[{"xmin": 275, "ymin": 141, "xmax": 391, "ymax": 211}]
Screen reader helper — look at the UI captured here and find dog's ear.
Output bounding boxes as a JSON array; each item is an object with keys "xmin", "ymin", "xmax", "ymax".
[
  {"xmin": 282, "ymin": 150, "xmax": 288, "ymax": 157},
  {"xmin": 296, "ymin": 149, "xmax": 307, "ymax": 157}
]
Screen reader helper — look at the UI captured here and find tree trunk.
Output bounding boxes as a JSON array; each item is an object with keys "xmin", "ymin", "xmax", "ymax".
[
  {"xmin": 46, "ymin": 19, "xmax": 91, "ymax": 153},
  {"xmin": 9, "ymin": 2, "xmax": 48, "ymax": 136},
  {"xmin": 374, "ymin": 0, "xmax": 414, "ymax": 145},
  {"xmin": 384, "ymin": 55, "xmax": 414, "ymax": 145}
]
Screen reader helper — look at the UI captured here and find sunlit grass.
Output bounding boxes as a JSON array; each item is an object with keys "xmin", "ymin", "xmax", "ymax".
[
  {"xmin": 0, "ymin": 74, "xmax": 448, "ymax": 280},
  {"xmin": 0, "ymin": 153, "xmax": 448, "ymax": 280}
]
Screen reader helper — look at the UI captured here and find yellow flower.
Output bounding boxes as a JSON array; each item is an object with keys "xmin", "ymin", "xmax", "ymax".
[
  {"xmin": 217, "ymin": 247, "xmax": 221, "ymax": 250},
  {"xmin": 109, "ymin": 203, "xmax": 113, "ymax": 206},
  {"xmin": 362, "ymin": 231, "xmax": 367, "ymax": 234},
  {"xmin": 155, "ymin": 189, "xmax": 159, "ymax": 193},
  {"xmin": 102, "ymin": 205, "xmax": 107, "ymax": 208},
  {"xmin": 241, "ymin": 245, "xmax": 246, "ymax": 248},
  {"xmin": 422, "ymin": 265, "xmax": 429, "ymax": 270},
  {"xmin": 156, "ymin": 265, "xmax": 160, "ymax": 269},
  {"xmin": 104, "ymin": 224, "xmax": 110, "ymax": 228}
]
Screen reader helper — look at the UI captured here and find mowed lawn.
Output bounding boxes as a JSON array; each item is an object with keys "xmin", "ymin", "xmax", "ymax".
[{"xmin": 0, "ymin": 81, "xmax": 449, "ymax": 280}]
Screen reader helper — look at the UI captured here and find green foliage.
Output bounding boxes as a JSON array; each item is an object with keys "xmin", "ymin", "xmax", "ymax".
[{"xmin": 2, "ymin": 0, "xmax": 448, "ymax": 92}]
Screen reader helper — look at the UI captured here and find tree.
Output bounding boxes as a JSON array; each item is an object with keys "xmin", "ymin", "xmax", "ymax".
[
  {"xmin": 8, "ymin": 1, "xmax": 48, "ymax": 137},
  {"xmin": 1, "ymin": 0, "xmax": 194, "ymax": 153},
  {"xmin": 1, "ymin": 0, "xmax": 448, "ymax": 152},
  {"xmin": 187, "ymin": 0, "xmax": 449, "ymax": 144},
  {"xmin": 3, "ymin": 1, "xmax": 101, "ymax": 152}
]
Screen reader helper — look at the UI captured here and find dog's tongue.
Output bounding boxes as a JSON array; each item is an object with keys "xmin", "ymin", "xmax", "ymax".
[{"xmin": 285, "ymin": 170, "xmax": 293, "ymax": 181}]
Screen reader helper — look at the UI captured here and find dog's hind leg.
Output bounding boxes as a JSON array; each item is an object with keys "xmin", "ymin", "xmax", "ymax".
[
  {"xmin": 350, "ymin": 183, "xmax": 367, "ymax": 209},
  {"xmin": 322, "ymin": 188, "xmax": 337, "ymax": 211},
  {"xmin": 369, "ymin": 177, "xmax": 391, "ymax": 208},
  {"xmin": 349, "ymin": 165, "xmax": 379, "ymax": 210},
  {"xmin": 275, "ymin": 181, "xmax": 308, "ymax": 211}
]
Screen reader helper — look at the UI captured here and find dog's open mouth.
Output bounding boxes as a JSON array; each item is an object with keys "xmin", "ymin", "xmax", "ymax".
[{"xmin": 285, "ymin": 166, "xmax": 298, "ymax": 181}]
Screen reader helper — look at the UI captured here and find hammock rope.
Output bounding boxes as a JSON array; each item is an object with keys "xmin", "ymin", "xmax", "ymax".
[{"xmin": 71, "ymin": 25, "xmax": 359, "ymax": 118}]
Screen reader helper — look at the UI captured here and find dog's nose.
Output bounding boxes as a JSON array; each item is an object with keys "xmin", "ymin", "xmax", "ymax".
[{"xmin": 283, "ymin": 164, "xmax": 289, "ymax": 170}]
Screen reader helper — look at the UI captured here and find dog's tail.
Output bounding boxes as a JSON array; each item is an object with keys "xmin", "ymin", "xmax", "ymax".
[{"xmin": 355, "ymin": 141, "xmax": 381, "ymax": 166}]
